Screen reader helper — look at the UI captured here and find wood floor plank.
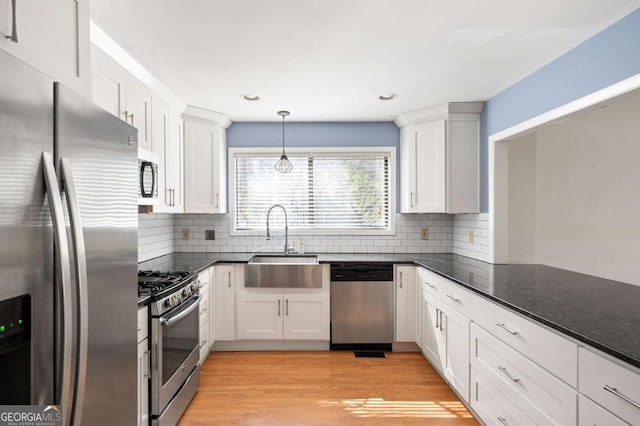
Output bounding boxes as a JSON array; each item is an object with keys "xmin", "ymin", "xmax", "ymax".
[{"xmin": 179, "ymin": 351, "xmax": 479, "ymax": 425}]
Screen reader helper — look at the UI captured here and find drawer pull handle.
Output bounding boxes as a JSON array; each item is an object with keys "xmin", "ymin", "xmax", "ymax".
[
  {"xmin": 496, "ymin": 323, "xmax": 519, "ymax": 335},
  {"xmin": 603, "ymin": 385, "xmax": 640, "ymax": 410},
  {"xmin": 426, "ymin": 282, "xmax": 437, "ymax": 289},
  {"xmin": 497, "ymin": 416, "xmax": 508, "ymax": 425},
  {"xmin": 446, "ymin": 294, "xmax": 460, "ymax": 302},
  {"xmin": 498, "ymin": 365, "xmax": 521, "ymax": 383}
]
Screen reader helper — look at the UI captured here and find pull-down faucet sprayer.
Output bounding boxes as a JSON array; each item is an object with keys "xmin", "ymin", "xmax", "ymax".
[{"xmin": 266, "ymin": 204, "xmax": 290, "ymax": 254}]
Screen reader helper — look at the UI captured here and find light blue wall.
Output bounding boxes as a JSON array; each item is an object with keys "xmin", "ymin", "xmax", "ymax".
[
  {"xmin": 227, "ymin": 121, "xmax": 401, "ymax": 211},
  {"xmin": 480, "ymin": 7, "xmax": 640, "ymax": 212}
]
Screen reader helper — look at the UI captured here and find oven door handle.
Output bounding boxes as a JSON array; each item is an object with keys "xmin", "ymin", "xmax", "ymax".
[{"xmin": 160, "ymin": 295, "xmax": 201, "ymax": 326}]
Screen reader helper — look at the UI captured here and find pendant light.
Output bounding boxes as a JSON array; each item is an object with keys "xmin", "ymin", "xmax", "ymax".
[{"xmin": 275, "ymin": 110, "xmax": 293, "ymax": 173}]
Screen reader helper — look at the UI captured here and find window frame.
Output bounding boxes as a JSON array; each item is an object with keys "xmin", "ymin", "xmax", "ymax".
[{"xmin": 228, "ymin": 146, "xmax": 396, "ymax": 236}]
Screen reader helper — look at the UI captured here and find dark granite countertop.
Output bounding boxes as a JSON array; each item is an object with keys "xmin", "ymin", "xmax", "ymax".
[
  {"xmin": 137, "ymin": 295, "xmax": 150, "ymax": 307},
  {"xmin": 138, "ymin": 252, "xmax": 640, "ymax": 368}
]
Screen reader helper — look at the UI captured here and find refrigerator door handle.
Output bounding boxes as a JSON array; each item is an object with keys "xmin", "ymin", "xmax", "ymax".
[
  {"xmin": 42, "ymin": 152, "xmax": 73, "ymax": 426},
  {"xmin": 60, "ymin": 157, "xmax": 88, "ymax": 426}
]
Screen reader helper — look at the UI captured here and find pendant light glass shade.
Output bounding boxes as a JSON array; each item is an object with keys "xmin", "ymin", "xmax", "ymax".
[{"xmin": 275, "ymin": 110, "xmax": 293, "ymax": 173}]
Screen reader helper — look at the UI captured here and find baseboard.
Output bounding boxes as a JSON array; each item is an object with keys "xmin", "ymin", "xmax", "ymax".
[
  {"xmin": 392, "ymin": 341, "xmax": 421, "ymax": 352},
  {"xmin": 211, "ymin": 340, "xmax": 330, "ymax": 351}
]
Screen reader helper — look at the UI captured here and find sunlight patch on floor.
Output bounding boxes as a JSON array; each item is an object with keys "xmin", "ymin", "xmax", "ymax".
[{"xmin": 318, "ymin": 398, "xmax": 474, "ymax": 418}]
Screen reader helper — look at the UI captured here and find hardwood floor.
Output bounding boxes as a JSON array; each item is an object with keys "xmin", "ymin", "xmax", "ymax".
[{"xmin": 179, "ymin": 351, "xmax": 479, "ymax": 425}]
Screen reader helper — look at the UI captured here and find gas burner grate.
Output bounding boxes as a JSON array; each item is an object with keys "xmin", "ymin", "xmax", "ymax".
[{"xmin": 137, "ymin": 270, "xmax": 193, "ymax": 297}]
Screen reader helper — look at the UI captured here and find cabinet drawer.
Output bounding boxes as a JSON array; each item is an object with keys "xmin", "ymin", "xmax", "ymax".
[
  {"xmin": 471, "ymin": 324, "xmax": 577, "ymax": 425},
  {"xmin": 471, "ymin": 295, "xmax": 577, "ymax": 386},
  {"xmin": 421, "ymin": 268, "xmax": 443, "ymax": 299},
  {"xmin": 579, "ymin": 395, "xmax": 628, "ymax": 426},
  {"xmin": 137, "ymin": 306, "xmax": 148, "ymax": 343},
  {"xmin": 579, "ymin": 347, "xmax": 640, "ymax": 425},
  {"xmin": 440, "ymin": 278, "xmax": 471, "ymax": 317},
  {"xmin": 471, "ymin": 366, "xmax": 536, "ymax": 426}
]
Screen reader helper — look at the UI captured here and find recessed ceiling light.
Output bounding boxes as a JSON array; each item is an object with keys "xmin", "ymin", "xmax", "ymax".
[
  {"xmin": 378, "ymin": 93, "xmax": 397, "ymax": 101},
  {"xmin": 243, "ymin": 94, "xmax": 261, "ymax": 101}
]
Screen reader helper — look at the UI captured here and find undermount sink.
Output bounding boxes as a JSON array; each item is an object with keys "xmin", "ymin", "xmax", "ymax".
[
  {"xmin": 248, "ymin": 254, "xmax": 319, "ymax": 264},
  {"xmin": 246, "ymin": 255, "xmax": 322, "ymax": 288}
]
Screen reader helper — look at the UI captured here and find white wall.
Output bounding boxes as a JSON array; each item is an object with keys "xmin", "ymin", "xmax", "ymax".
[
  {"xmin": 506, "ymin": 119, "xmax": 640, "ymax": 285},
  {"xmin": 507, "ymin": 134, "xmax": 537, "ymax": 263}
]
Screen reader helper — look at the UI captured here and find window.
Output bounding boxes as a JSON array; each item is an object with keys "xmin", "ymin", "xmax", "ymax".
[{"xmin": 230, "ymin": 148, "xmax": 395, "ymax": 235}]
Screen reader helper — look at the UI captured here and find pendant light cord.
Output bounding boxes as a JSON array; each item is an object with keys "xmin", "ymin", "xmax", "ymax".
[{"xmin": 282, "ymin": 114, "xmax": 286, "ymax": 155}]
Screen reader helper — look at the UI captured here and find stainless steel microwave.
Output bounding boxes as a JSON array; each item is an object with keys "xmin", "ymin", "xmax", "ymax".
[{"xmin": 138, "ymin": 148, "xmax": 159, "ymax": 205}]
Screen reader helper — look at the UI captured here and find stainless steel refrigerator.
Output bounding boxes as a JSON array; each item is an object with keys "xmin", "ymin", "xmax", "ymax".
[{"xmin": 0, "ymin": 49, "xmax": 138, "ymax": 425}]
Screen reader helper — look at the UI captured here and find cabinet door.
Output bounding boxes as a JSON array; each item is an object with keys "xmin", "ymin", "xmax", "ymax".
[
  {"xmin": 126, "ymin": 77, "xmax": 151, "ymax": 150},
  {"xmin": 441, "ymin": 303, "xmax": 470, "ymax": 403},
  {"xmin": 0, "ymin": 0, "xmax": 89, "ymax": 96},
  {"xmin": 151, "ymin": 97, "xmax": 170, "ymax": 210},
  {"xmin": 284, "ymin": 293, "xmax": 330, "ymax": 340},
  {"xmin": 414, "ymin": 120, "xmax": 446, "ymax": 212},
  {"xmin": 395, "ymin": 266, "xmax": 416, "ymax": 342},
  {"xmin": 184, "ymin": 120, "xmax": 226, "ymax": 213},
  {"xmin": 213, "ymin": 266, "xmax": 235, "ymax": 341},
  {"xmin": 164, "ymin": 108, "xmax": 184, "ymax": 212},
  {"xmin": 137, "ymin": 339, "xmax": 149, "ymax": 426},
  {"xmin": 91, "ymin": 46, "xmax": 127, "ymax": 120},
  {"xmin": 236, "ymin": 292, "xmax": 283, "ymax": 340},
  {"xmin": 399, "ymin": 126, "xmax": 417, "ymax": 213},
  {"xmin": 415, "ymin": 268, "xmax": 423, "ymax": 348},
  {"xmin": 212, "ymin": 125, "xmax": 227, "ymax": 213},
  {"xmin": 423, "ymin": 291, "xmax": 443, "ymax": 372}
]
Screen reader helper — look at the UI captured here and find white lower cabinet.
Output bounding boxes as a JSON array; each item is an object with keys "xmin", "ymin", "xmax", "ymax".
[
  {"xmin": 471, "ymin": 366, "xmax": 536, "ymax": 426},
  {"xmin": 579, "ymin": 395, "xmax": 628, "ymax": 426},
  {"xmin": 418, "ymin": 267, "xmax": 470, "ymax": 402},
  {"xmin": 422, "ymin": 289, "xmax": 443, "ymax": 372},
  {"xmin": 137, "ymin": 306, "xmax": 149, "ymax": 426},
  {"xmin": 213, "ymin": 265, "xmax": 236, "ymax": 341},
  {"xmin": 441, "ymin": 302, "xmax": 470, "ymax": 403},
  {"xmin": 395, "ymin": 265, "xmax": 416, "ymax": 342},
  {"xmin": 578, "ymin": 347, "xmax": 640, "ymax": 425},
  {"xmin": 471, "ymin": 294, "xmax": 578, "ymax": 387},
  {"xmin": 471, "ymin": 324, "xmax": 577, "ymax": 425},
  {"xmin": 197, "ymin": 268, "xmax": 211, "ymax": 364},
  {"xmin": 237, "ymin": 292, "xmax": 330, "ymax": 340}
]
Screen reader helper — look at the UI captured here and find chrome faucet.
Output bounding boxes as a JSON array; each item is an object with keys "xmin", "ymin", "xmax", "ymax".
[{"xmin": 266, "ymin": 204, "xmax": 291, "ymax": 254}]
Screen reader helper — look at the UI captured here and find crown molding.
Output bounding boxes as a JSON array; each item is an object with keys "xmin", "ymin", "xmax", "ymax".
[
  {"xmin": 395, "ymin": 102, "xmax": 484, "ymax": 127},
  {"xmin": 183, "ymin": 105, "xmax": 232, "ymax": 129}
]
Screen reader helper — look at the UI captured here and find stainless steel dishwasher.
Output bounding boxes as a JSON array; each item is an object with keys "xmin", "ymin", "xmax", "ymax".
[{"xmin": 330, "ymin": 263, "xmax": 394, "ymax": 350}]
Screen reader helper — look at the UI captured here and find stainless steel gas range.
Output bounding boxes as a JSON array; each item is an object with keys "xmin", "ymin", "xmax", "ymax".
[{"xmin": 138, "ymin": 271, "xmax": 202, "ymax": 425}]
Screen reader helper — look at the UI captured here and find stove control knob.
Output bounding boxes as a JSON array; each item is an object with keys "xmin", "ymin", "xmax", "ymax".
[
  {"xmin": 182, "ymin": 288, "xmax": 191, "ymax": 298},
  {"xmin": 165, "ymin": 297, "xmax": 175, "ymax": 308}
]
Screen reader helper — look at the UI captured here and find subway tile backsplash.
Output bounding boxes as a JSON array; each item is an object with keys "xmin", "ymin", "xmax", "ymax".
[
  {"xmin": 139, "ymin": 212, "xmax": 489, "ymax": 263},
  {"xmin": 452, "ymin": 213, "xmax": 490, "ymax": 262}
]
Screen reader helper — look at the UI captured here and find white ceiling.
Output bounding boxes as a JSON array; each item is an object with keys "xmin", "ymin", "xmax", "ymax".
[{"xmin": 90, "ymin": 0, "xmax": 640, "ymax": 122}]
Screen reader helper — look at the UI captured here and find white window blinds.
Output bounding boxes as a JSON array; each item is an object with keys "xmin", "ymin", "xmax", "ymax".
[{"xmin": 234, "ymin": 152, "xmax": 390, "ymax": 232}]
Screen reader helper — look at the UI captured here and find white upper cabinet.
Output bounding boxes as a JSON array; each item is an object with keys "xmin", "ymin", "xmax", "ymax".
[
  {"xmin": 151, "ymin": 97, "xmax": 184, "ymax": 213},
  {"xmin": 183, "ymin": 106, "xmax": 229, "ymax": 214},
  {"xmin": 90, "ymin": 46, "xmax": 152, "ymax": 150},
  {"xmin": 397, "ymin": 102, "xmax": 482, "ymax": 213},
  {"xmin": 0, "ymin": 0, "xmax": 90, "ymax": 96}
]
